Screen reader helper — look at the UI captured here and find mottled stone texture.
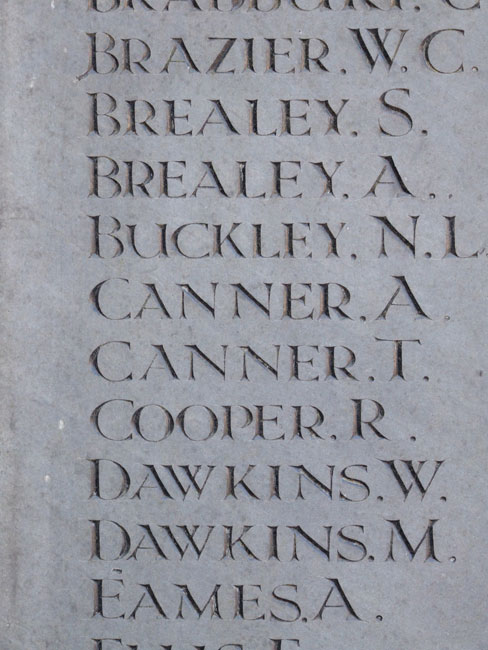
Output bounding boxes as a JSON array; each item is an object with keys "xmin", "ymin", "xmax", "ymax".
[{"xmin": 0, "ymin": 1, "xmax": 487, "ymax": 648}]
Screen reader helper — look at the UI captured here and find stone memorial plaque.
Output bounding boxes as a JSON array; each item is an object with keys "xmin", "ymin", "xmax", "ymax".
[{"xmin": 1, "ymin": 0, "xmax": 487, "ymax": 648}]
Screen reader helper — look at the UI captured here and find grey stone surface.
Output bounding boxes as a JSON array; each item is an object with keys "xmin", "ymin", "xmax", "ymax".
[{"xmin": 0, "ymin": 1, "xmax": 487, "ymax": 648}]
